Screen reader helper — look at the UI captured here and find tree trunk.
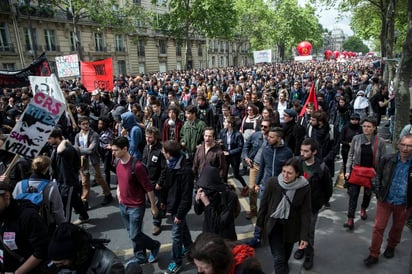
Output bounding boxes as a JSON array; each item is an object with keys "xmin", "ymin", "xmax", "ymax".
[
  {"xmin": 393, "ymin": 0, "xmax": 412, "ymax": 146},
  {"xmin": 278, "ymin": 43, "xmax": 285, "ymax": 61},
  {"xmin": 384, "ymin": 0, "xmax": 397, "ymax": 83},
  {"xmin": 380, "ymin": 9, "xmax": 387, "ymax": 58}
]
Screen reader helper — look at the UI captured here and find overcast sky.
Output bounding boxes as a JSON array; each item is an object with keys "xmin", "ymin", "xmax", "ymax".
[{"xmin": 298, "ymin": 0, "xmax": 354, "ymax": 36}]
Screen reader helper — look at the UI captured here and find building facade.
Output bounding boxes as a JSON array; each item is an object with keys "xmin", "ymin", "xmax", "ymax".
[{"xmin": 0, "ymin": 0, "xmax": 251, "ymax": 77}]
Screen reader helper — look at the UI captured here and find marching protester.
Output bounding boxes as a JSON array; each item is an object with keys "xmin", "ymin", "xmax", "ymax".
[
  {"xmin": 111, "ymin": 136, "xmax": 160, "ymax": 265},
  {"xmin": 48, "ymin": 128, "xmax": 90, "ymax": 224},
  {"xmin": 364, "ymin": 134, "xmax": 412, "ymax": 267},
  {"xmin": 344, "ymin": 116, "xmax": 386, "ymax": 230},
  {"xmin": 74, "ymin": 116, "xmax": 113, "ymax": 209},
  {"xmin": 0, "ymin": 182, "xmax": 49, "ymax": 273},
  {"xmin": 256, "ymin": 158, "xmax": 311, "ymax": 274},
  {"xmin": 13, "ymin": 155, "xmax": 65, "ymax": 234}
]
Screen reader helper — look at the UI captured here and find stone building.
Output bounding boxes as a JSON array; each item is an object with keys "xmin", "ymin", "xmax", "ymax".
[{"xmin": 0, "ymin": 0, "xmax": 251, "ymax": 76}]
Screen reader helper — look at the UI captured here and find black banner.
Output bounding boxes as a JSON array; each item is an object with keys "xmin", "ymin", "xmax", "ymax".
[{"xmin": 0, "ymin": 53, "xmax": 51, "ymax": 88}]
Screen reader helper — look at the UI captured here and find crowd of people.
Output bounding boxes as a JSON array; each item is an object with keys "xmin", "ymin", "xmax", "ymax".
[{"xmin": 0, "ymin": 58, "xmax": 411, "ymax": 274}]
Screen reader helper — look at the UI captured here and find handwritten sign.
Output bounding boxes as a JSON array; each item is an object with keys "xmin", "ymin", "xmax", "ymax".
[
  {"xmin": 2, "ymin": 92, "xmax": 64, "ymax": 159},
  {"xmin": 55, "ymin": 54, "xmax": 80, "ymax": 78}
]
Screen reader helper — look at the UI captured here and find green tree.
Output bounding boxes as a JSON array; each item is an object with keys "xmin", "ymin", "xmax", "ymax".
[
  {"xmin": 234, "ymin": 0, "xmax": 274, "ymax": 50},
  {"xmin": 49, "ymin": 0, "xmax": 146, "ymax": 60},
  {"xmin": 342, "ymin": 36, "xmax": 369, "ymax": 53},
  {"xmin": 393, "ymin": 0, "xmax": 412, "ymax": 145},
  {"xmin": 152, "ymin": 0, "xmax": 237, "ymax": 69},
  {"xmin": 269, "ymin": 0, "xmax": 323, "ymax": 60}
]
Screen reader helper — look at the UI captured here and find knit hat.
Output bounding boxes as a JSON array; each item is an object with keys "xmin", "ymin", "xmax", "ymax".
[{"xmin": 350, "ymin": 113, "xmax": 361, "ymax": 120}]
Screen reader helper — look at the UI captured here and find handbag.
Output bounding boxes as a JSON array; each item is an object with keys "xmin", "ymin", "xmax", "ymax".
[{"xmin": 348, "ymin": 136, "xmax": 378, "ymax": 188}]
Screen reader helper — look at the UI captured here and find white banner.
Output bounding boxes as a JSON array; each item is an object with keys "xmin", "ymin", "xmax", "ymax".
[
  {"xmin": 29, "ymin": 74, "xmax": 66, "ymax": 104},
  {"xmin": 253, "ymin": 49, "xmax": 272, "ymax": 64},
  {"xmin": 2, "ymin": 90, "xmax": 65, "ymax": 159},
  {"xmin": 55, "ymin": 54, "xmax": 80, "ymax": 78},
  {"xmin": 294, "ymin": 55, "xmax": 313, "ymax": 62}
]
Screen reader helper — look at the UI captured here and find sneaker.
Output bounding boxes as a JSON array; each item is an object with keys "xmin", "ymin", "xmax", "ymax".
[
  {"xmin": 148, "ymin": 241, "xmax": 161, "ymax": 263},
  {"xmin": 73, "ymin": 216, "xmax": 90, "ymax": 225},
  {"xmin": 324, "ymin": 202, "xmax": 331, "ymax": 209},
  {"xmin": 294, "ymin": 249, "xmax": 304, "ymax": 260},
  {"xmin": 167, "ymin": 262, "xmax": 182, "ymax": 273},
  {"xmin": 126, "ymin": 257, "xmax": 147, "ymax": 265},
  {"xmin": 383, "ymin": 246, "xmax": 395, "ymax": 258},
  {"xmin": 101, "ymin": 194, "xmax": 114, "ymax": 206},
  {"xmin": 240, "ymin": 186, "xmax": 249, "ymax": 197},
  {"xmin": 152, "ymin": 225, "xmax": 162, "ymax": 236},
  {"xmin": 303, "ymin": 256, "xmax": 314, "ymax": 270},
  {"xmin": 364, "ymin": 255, "xmax": 378, "ymax": 267}
]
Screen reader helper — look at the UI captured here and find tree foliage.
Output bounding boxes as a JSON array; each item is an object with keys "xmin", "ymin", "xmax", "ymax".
[
  {"xmin": 342, "ymin": 36, "xmax": 369, "ymax": 53},
  {"xmin": 234, "ymin": 0, "xmax": 275, "ymax": 50},
  {"xmin": 269, "ymin": 0, "xmax": 323, "ymax": 60},
  {"xmin": 393, "ymin": 0, "xmax": 412, "ymax": 145},
  {"xmin": 152, "ymin": 0, "xmax": 238, "ymax": 40}
]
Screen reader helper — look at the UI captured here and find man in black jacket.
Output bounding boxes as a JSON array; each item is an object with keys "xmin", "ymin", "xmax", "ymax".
[
  {"xmin": 0, "ymin": 183, "xmax": 49, "ymax": 273},
  {"xmin": 161, "ymin": 140, "xmax": 194, "ymax": 274},
  {"xmin": 142, "ymin": 126, "xmax": 166, "ymax": 236},
  {"xmin": 293, "ymin": 138, "xmax": 333, "ymax": 270}
]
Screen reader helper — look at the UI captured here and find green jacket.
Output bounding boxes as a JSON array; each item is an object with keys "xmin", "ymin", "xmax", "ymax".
[{"xmin": 180, "ymin": 119, "xmax": 206, "ymax": 155}]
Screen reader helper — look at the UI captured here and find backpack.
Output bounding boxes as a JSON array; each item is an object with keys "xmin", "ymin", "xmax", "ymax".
[
  {"xmin": 15, "ymin": 179, "xmax": 50, "ymax": 224},
  {"xmin": 114, "ymin": 157, "xmax": 139, "ymax": 177}
]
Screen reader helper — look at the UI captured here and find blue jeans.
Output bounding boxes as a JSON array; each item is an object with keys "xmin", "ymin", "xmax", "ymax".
[
  {"xmin": 268, "ymin": 223, "xmax": 293, "ymax": 274},
  {"xmin": 171, "ymin": 215, "xmax": 192, "ymax": 265},
  {"xmin": 119, "ymin": 203, "xmax": 158, "ymax": 262}
]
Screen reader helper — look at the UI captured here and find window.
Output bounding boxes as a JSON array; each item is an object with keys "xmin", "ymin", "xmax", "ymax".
[
  {"xmin": 211, "ymin": 56, "xmax": 215, "ymax": 67},
  {"xmin": 159, "ymin": 62, "xmax": 166, "ymax": 73},
  {"xmin": 220, "ymin": 56, "xmax": 224, "ymax": 66},
  {"xmin": 0, "ymin": 23, "xmax": 12, "ymax": 52},
  {"xmin": 24, "ymin": 28, "xmax": 38, "ymax": 51},
  {"xmin": 115, "ymin": 35, "xmax": 124, "ymax": 52},
  {"xmin": 198, "ymin": 43, "xmax": 202, "ymax": 57},
  {"xmin": 2, "ymin": 63, "xmax": 15, "ymax": 70},
  {"xmin": 95, "ymin": 33, "xmax": 104, "ymax": 51},
  {"xmin": 44, "ymin": 30, "xmax": 57, "ymax": 51},
  {"xmin": 176, "ymin": 61, "xmax": 181, "ymax": 70},
  {"xmin": 48, "ymin": 61, "xmax": 57, "ymax": 74},
  {"xmin": 118, "ymin": 60, "xmax": 126, "ymax": 75},
  {"xmin": 137, "ymin": 40, "xmax": 145, "ymax": 56},
  {"xmin": 176, "ymin": 42, "xmax": 181, "ymax": 57},
  {"xmin": 138, "ymin": 63, "xmax": 145, "ymax": 74},
  {"xmin": 220, "ymin": 41, "xmax": 224, "ymax": 52},
  {"xmin": 159, "ymin": 40, "xmax": 167, "ymax": 54}
]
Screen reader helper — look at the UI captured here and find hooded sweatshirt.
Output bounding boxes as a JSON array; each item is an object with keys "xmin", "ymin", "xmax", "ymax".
[{"xmin": 121, "ymin": 112, "xmax": 143, "ymax": 160}]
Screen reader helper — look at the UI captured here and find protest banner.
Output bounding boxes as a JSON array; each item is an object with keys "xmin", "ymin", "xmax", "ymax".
[
  {"xmin": 253, "ymin": 49, "xmax": 272, "ymax": 64},
  {"xmin": 29, "ymin": 74, "xmax": 66, "ymax": 104},
  {"xmin": 0, "ymin": 53, "xmax": 51, "ymax": 88},
  {"xmin": 80, "ymin": 57, "xmax": 113, "ymax": 92},
  {"xmin": 55, "ymin": 54, "xmax": 80, "ymax": 78},
  {"xmin": 2, "ymin": 92, "xmax": 64, "ymax": 159}
]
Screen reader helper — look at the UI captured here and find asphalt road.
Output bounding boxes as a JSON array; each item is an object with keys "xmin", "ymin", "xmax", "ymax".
[{"xmin": 77, "ymin": 154, "xmax": 411, "ymax": 274}]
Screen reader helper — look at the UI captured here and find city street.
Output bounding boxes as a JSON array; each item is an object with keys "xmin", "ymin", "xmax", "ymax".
[{"xmin": 78, "ymin": 155, "xmax": 411, "ymax": 274}]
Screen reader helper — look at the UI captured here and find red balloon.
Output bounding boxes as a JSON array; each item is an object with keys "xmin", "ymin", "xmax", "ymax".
[
  {"xmin": 333, "ymin": 51, "xmax": 340, "ymax": 59},
  {"xmin": 342, "ymin": 50, "xmax": 348, "ymax": 57},
  {"xmin": 324, "ymin": 50, "xmax": 332, "ymax": 60},
  {"xmin": 297, "ymin": 41, "xmax": 312, "ymax": 56}
]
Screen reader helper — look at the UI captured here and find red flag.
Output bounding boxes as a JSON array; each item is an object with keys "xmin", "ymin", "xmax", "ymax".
[
  {"xmin": 81, "ymin": 58, "xmax": 113, "ymax": 92},
  {"xmin": 300, "ymin": 83, "xmax": 318, "ymax": 117}
]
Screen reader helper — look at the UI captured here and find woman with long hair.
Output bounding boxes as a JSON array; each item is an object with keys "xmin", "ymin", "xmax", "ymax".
[{"xmin": 344, "ymin": 116, "xmax": 386, "ymax": 230}]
